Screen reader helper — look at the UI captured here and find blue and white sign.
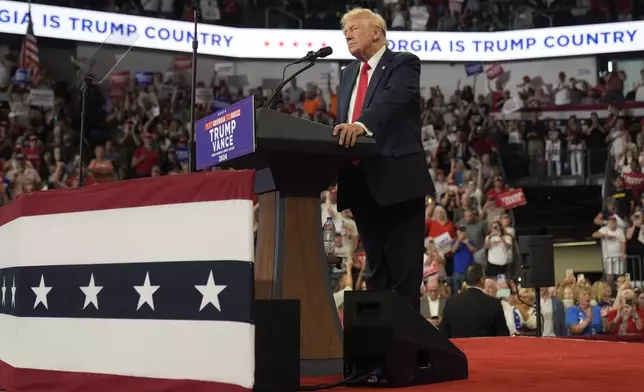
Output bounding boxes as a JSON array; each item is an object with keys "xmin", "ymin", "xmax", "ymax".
[
  {"xmin": 464, "ymin": 62, "xmax": 483, "ymax": 76},
  {"xmin": 12, "ymin": 69, "xmax": 28, "ymax": 85},
  {"xmin": 195, "ymin": 96, "xmax": 255, "ymax": 170},
  {"xmin": 1, "ymin": 1, "xmax": 643, "ymax": 62},
  {"xmin": 134, "ymin": 71, "xmax": 153, "ymax": 86}
]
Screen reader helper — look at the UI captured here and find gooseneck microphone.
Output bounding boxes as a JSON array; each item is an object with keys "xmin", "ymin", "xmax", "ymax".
[
  {"xmin": 263, "ymin": 47, "xmax": 333, "ymax": 109},
  {"xmin": 293, "ymin": 46, "xmax": 334, "ymax": 65}
]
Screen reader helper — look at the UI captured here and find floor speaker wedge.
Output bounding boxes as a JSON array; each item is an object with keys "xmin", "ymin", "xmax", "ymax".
[{"xmin": 343, "ymin": 290, "xmax": 468, "ymax": 388}]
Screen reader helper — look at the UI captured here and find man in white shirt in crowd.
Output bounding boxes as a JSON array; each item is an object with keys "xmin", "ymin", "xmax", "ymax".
[
  {"xmin": 553, "ymin": 71, "xmax": 571, "ymax": 106},
  {"xmin": 592, "ymin": 215, "xmax": 626, "ymax": 281}
]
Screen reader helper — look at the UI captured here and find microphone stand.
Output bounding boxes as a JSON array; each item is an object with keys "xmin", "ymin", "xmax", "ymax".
[
  {"xmin": 264, "ymin": 61, "xmax": 316, "ymax": 109},
  {"xmin": 188, "ymin": 1, "xmax": 200, "ymax": 173},
  {"xmin": 78, "ymin": 75, "xmax": 93, "ymax": 187}
]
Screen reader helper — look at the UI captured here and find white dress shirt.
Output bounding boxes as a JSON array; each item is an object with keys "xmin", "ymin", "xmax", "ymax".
[
  {"xmin": 427, "ymin": 298, "xmax": 439, "ymax": 317},
  {"xmin": 347, "ymin": 44, "xmax": 387, "ymax": 136}
]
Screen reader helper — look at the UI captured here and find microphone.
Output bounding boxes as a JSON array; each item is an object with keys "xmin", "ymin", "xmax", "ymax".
[
  {"xmin": 293, "ymin": 46, "xmax": 333, "ymax": 65},
  {"xmin": 263, "ymin": 47, "xmax": 333, "ymax": 109}
]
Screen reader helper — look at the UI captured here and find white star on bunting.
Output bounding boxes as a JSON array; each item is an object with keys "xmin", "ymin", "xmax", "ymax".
[
  {"xmin": 1, "ymin": 277, "xmax": 6, "ymax": 307},
  {"xmin": 11, "ymin": 276, "xmax": 16, "ymax": 308},
  {"xmin": 80, "ymin": 274, "xmax": 103, "ymax": 310},
  {"xmin": 195, "ymin": 270, "xmax": 227, "ymax": 311},
  {"xmin": 134, "ymin": 272, "xmax": 160, "ymax": 311},
  {"xmin": 31, "ymin": 275, "xmax": 52, "ymax": 310}
]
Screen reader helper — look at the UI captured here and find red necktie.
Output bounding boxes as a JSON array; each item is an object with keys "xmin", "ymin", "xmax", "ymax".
[
  {"xmin": 352, "ymin": 62, "xmax": 371, "ymax": 123},
  {"xmin": 352, "ymin": 62, "xmax": 370, "ymax": 166}
]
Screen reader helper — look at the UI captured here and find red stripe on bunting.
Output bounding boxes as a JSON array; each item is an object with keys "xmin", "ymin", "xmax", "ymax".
[
  {"xmin": 0, "ymin": 170, "xmax": 256, "ymax": 228},
  {"xmin": 0, "ymin": 359, "xmax": 250, "ymax": 392}
]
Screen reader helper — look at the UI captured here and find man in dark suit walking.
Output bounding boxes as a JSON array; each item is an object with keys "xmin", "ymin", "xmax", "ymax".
[
  {"xmin": 439, "ymin": 264, "xmax": 510, "ymax": 338},
  {"xmin": 332, "ymin": 8, "xmax": 434, "ymax": 312}
]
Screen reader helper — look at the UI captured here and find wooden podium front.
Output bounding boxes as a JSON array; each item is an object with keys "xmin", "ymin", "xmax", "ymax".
[{"xmin": 255, "ymin": 190, "xmax": 343, "ymax": 376}]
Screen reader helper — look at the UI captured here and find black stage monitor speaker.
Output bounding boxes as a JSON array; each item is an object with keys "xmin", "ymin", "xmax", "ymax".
[
  {"xmin": 343, "ymin": 291, "xmax": 468, "ymax": 388},
  {"xmin": 254, "ymin": 299, "xmax": 300, "ymax": 392},
  {"xmin": 518, "ymin": 235, "xmax": 555, "ymax": 288}
]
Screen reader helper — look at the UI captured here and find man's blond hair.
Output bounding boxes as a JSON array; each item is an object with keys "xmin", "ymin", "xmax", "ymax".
[{"xmin": 341, "ymin": 8, "xmax": 387, "ymax": 37}]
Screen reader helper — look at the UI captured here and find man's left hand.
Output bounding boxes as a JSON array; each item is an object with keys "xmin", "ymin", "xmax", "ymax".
[{"xmin": 333, "ymin": 123, "xmax": 365, "ymax": 147}]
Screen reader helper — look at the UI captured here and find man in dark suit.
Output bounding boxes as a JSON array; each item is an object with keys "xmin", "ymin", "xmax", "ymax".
[
  {"xmin": 332, "ymin": 8, "xmax": 434, "ymax": 312},
  {"xmin": 439, "ymin": 264, "xmax": 510, "ymax": 338}
]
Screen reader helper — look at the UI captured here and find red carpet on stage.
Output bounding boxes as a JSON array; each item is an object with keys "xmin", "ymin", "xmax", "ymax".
[{"xmin": 302, "ymin": 337, "xmax": 643, "ymax": 391}]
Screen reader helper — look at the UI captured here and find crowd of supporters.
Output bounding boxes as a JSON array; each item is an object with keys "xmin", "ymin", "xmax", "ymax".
[{"xmin": 4, "ymin": 0, "xmax": 643, "ymax": 340}]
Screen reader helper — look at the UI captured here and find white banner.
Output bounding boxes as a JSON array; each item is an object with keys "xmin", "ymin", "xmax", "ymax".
[
  {"xmin": 196, "ymin": 87, "xmax": 212, "ymax": 105},
  {"xmin": 214, "ymin": 62, "xmax": 235, "ymax": 76},
  {"xmin": 28, "ymin": 88, "xmax": 55, "ymax": 108},
  {"xmin": 1, "ymin": 1, "xmax": 642, "ymax": 62}
]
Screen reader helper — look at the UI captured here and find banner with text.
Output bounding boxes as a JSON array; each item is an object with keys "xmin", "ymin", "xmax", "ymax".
[
  {"xmin": 195, "ymin": 96, "xmax": 255, "ymax": 170},
  {"xmin": 498, "ymin": 189, "xmax": 527, "ymax": 209},
  {"xmin": 624, "ymin": 172, "xmax": 644, "ymax": 198},
  {"xmin": 1, "ymin": 1, "xmax": 643, "ymax": 62},
  {"xmin": 28, "ymin": 88, "xmax": 54, "ymax": 108}
]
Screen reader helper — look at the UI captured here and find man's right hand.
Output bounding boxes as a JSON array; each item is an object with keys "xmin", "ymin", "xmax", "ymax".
[{"xmin": 333, "ymin": 123, "xmax": 365, "ymax": 147}]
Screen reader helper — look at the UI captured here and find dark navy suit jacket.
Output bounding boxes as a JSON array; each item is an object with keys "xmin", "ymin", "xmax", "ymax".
[{"xmin": 336, "ymin": 48, "xmax": 434, "ymax": 211}]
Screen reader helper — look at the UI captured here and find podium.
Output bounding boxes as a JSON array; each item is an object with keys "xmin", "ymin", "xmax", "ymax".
[{"xmin": 225, "ymin": 108, "xmax": 376, "ymax": 376}]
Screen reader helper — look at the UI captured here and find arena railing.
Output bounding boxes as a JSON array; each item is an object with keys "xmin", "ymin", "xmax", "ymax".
[{"xmin": 499, "ymin": 147, "xmax": 609, "ymax": 185}]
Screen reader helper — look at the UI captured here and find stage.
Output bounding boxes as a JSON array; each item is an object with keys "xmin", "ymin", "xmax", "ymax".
[{"xmin": 301, "ymin": 337, "xmax": 642, "ymax": 391}]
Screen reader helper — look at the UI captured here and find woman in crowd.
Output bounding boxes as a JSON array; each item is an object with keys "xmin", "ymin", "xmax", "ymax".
[
  {"xmin": 514, "ymin": 288, "xmax": 536, "ymax": 334},
  {"xmin": 426, "ymin": 206, "xmax": 457, "ymax": 246},
  {"xmin": 423, "ymin": 241, "xmax": 447, "ymax": 282},
  {"xmin": 558, "ymin": 284, "xmax": 576, "ymax": 310},
  {"xmin": 513, "ymin": 287, "xmax": 564, "ymax": 337},
  {"xmin": 606, "ymin": 289, "xmax": 644, "ymax": 334},
  {"xmin": 88, "ymin": 145, "xmax": 116, "ymax": 183},
  {"xmin": 484, "ymin": 221, "xmax": 513, "ymax": 276},
  {"xmin": 565, "ymin": 285, "xmax": 606, "ymax": 336},
  {"xmin": 591, "ymin": 281, "xmax": 614, "ymax": 309}
]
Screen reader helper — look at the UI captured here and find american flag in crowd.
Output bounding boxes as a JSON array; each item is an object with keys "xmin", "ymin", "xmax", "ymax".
[
  {"xmin": 19, "ymin": 3, "xmax": 40, "ymax": 83},
  {"xmin": 0, "ymin": 172, "xmax": 256, "ymax": 392}
]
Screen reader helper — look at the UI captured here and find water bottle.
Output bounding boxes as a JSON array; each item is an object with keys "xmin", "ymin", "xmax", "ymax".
[{"xmin": 323, "ymin": 217, "xmax": 336, "ymax": 255}]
